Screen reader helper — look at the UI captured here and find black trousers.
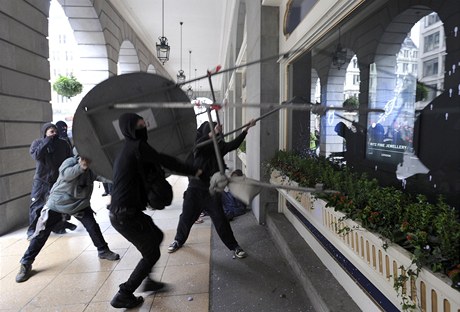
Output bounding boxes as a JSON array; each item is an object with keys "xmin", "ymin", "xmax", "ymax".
[
  {"xmin": 27, "ymin": 179, "xmax": 70, "ymax": 238},
  {"xmin": 175, "ymin": 187, "xmax": 239, "ymax": 251},
  {"xmin": 27, "ymin": 180, "xmax": 51, "ymax": 238},
  {"xmin": 109, "ymin": 210, "xmax": 163, "ymax": 294},
  {"xmin": 21, "ymin": 207, "xmax": 108, "ymax": 265}
]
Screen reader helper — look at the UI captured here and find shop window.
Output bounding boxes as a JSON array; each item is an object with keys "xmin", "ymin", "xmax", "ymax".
[{"xmin": 367, "ymin": 11, "xmax": 446, "ymax": 165}]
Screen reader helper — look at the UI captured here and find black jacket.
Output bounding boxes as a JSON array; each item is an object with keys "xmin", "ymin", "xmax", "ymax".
[
  {"xmin": 190, "ymin": 121, "xmax": 247, "ymax": 188},
  {"xmin": 110, "ymin": 113, "xmax": 196, "ymax": 214},
  {"xmin": 29, "ymin": 122, "xmax": 72, "ymax": 190}
]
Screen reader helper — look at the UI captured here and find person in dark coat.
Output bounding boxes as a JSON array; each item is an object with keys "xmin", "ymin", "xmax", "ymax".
[
  {"xmin": 168, "ymin": 119, "xmax": 256, "ymax": 259},
  {"xmin": 27, "ymin": 122, "xmax": 72, "ymax": 239},
  {"xmin": 53, "ymin": 120, "xmax": 78, "ymax": 232},
  {"xmin": 15, "ymin": 152, "xmax": 120, "ymax": 283},
  {"xmin": 108, "ymin": 113, "xmax": 200, "ymax": 309},
  {"xmin": 55, "ymin": 120, "xmax": 73, "ymax": 148}
]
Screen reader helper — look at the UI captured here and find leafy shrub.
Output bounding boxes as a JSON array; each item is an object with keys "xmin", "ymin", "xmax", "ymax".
[
  {"xmin": 52, "ymin": 74, "xmax": 83, "ymax": 98},
  {"xmin": 268, "ymin": 150, "xmax": 460, "ymax": 288}
]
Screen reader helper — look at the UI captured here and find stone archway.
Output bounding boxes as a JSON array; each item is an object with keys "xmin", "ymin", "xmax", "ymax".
[
  {"xmin": 56, "ymin": 0, "xmax": 112, "ymax": 95},
  {"xmin": 147, "ymin": 64, "xmax": 157, "ymax": 74},
  {"xmin": 117, "ymin": 40, "xmax": 140, "ymax": 74},
  {"xmin": 321, "ymin": 48, "xmax": 357, "ymax": 155}
]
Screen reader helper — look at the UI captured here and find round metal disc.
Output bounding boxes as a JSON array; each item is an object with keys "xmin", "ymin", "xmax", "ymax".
[{"xmin": 73, "ymin": 72, "xmax": 196, "ymax": 180}]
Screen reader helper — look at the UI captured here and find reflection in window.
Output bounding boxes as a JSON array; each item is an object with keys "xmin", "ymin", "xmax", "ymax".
[
  {"xmin": 368, "ymin": 36, "xmax": 418, "ymax": 163},
  {"xmin": 344, "ymin": 55, "xmax": 360, "ymax": 103},
  {"xmin": 367, "ymin": 12, "xmax": 445, "ymax": 164}
]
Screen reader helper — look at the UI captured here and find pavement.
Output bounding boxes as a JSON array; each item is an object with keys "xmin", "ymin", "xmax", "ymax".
[
  {"xmin": 0, "ymin": 175, "xmax": 358, "ymax": 311},
  {"xmin": 209, "ymin": 211, "xmax": 314, "ymax": 312}
]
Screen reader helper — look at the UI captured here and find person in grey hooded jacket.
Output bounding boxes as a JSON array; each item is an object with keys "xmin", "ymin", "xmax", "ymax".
[{"xmin": 15, "ymin": 151, "xmax": 119, "ymax": 283}]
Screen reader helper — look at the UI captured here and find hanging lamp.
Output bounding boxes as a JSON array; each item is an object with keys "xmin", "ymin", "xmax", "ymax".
[
  {"xmin": 332, "ymin": 28, "xmax": 347, "ymax": 70},
  {"xmin": 186, "ymin": 50, "xmax": 193, "ymax": 98},
  {"xmin": 156, "ymin": 0, "xmax": 170, "ymax": 65},
  {"xmin": 177, "ymin": 22, "xmax": 186, "ymax": 83}
]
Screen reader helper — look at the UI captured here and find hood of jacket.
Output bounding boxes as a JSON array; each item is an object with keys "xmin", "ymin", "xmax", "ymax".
[
  {"xmin": 119, "ymin": 113, "xmax": 143, "ymax": 140},
  {"xmin": 41, "ymin": 122, "xmax": 57, "ymax": 138},
  {"xmin": 196, "ymin": 121, "xmax": 217, "ymax": 142},
  {"xmin": 55, "ymin": 120, "xmax": 68, "ymax": 138}
]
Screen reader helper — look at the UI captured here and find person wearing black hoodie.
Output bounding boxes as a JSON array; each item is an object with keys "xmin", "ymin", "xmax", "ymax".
[
  {"xmin": 168, "ymin": 119, "xmax": 255, "ymax": 259},
  {"xmin": 55, "ymin": 120, "xmax": 73, "ymax": 148},
  {"xmin": 108, "ymin": 113, "xmax": 200, "ymax": 309},
  {"xmin": 27, "ymin": 122, "xmax": 72, "ymax": 239}
]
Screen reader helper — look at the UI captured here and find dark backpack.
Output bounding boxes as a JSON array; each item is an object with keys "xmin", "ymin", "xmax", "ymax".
[
  {"xmin": 136, "ymin": 143, "xmax": 173, "ymax": 210},
  {"xmin": 144, "ymin": 165, "xmax": 173, "ymax": 210}
]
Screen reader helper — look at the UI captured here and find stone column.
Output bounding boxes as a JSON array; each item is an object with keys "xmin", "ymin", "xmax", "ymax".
[
  {"xmin": 288, "ymin": 52, "xmax": 312, "ymax": 155},
  {"xmin": 0, "ymin": 0, "xmax": 52, "ymax": 234},
  {"xmin": 245, "ymin": 3, "xmax": 279, "ymax": 224}
]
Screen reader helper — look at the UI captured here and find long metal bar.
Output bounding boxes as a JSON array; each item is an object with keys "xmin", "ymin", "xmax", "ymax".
[
  {"xmin": 112, "ymin": 102, "xmax": 384, "ymax": 113},
  {"xmin": 206, "ymin": 107, "xmax": 225, "ymax": 175},
  {"xmin": 195, "ymin": 105, "xmax": 283, "ymax": 148},
  {"xmin": 232, "ymin": 177, "xmax": 339, "ymax": 194},
  {"xmin": 207, "ymin": 71, "xmax": 222, "ymax": 129}
]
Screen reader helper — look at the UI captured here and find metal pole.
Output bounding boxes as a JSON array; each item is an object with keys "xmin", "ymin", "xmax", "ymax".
[{"xmin": 206, "ymin": 107, "xmax": 225, "ymax": 175}]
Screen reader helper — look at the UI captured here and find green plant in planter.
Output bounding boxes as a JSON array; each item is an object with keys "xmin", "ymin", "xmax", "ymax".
[
  {"xmin": 268, "ymin": 150, "xmax": 460, "ymax": 297},
  {"xmin": 52, "ymin": 74, "xmax": 83, "ymax": 99},
  {"xmin": 343, "ymin": 96, "xmax": 359, "ymax": 110}
]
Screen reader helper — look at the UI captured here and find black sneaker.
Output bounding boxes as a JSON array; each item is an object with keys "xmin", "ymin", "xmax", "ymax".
[
  {"xmin": 16, "ymin": 264, "xmax": 32, "ymax": 283},
  {"xmin": 98, "ymin": 250, "xmax": 120, "ymax": 261},
  {"xmin": 142, "ymin": 278, "xmax": 167, "ymax": 292},
  {"xmin": 110, "ymin": 291, "xmax": 143, "ymax": 309},
  {"xmin": 233, "ymin": 246, "xmax": 247, "ymax": 259},
  {"xmin": 167, "ymin": 240, "xmax": 182, "ymax": 253}
]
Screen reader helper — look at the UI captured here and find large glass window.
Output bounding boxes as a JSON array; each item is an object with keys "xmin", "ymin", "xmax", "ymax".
[
  {"xmin": 424, "ymin": 31, "xmax": 440, "ymax": 52},
  {"xmin": 367, "ymin": 12, "xmax": 445, "ymax": 165},
  {"xmin": 423, "ymin": 58, "xmax": 438, "ymax": 77}
]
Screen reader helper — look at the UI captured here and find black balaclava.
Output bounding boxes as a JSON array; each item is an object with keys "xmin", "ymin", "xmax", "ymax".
[
  {"xmin": 118, "ymin": 113, "xmax": 146, "ymax": 141},
  {"xmin": 55, "ymin": 121, "xmax": 68, "ymax": 139},
  {"xmin": 41, "ymin": 122, "xmax": 57, "ymax": 138},
  {"xmin": 135, "ymin": 127, "xmax": 148, "ymax": 142}
]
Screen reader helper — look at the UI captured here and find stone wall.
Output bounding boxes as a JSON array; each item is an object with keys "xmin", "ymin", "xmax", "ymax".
[{"xmin": 0, "ymin": 0, "xmax": 165, "ymax": 235}]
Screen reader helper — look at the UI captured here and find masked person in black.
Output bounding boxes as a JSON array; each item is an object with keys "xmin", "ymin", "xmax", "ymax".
[
  {"xmin": 108, "ymin": 113, "xmax": 201, "ymax": 309},
  {"xmin": 55, "ymin": 120, "xmax": 73, "ymax": 148},
  {"xmin": 168, "ymin": 119, "xmax": 256, "ymax": 259},
  {"xmin": 27, "ymin": 123, "xmax": 72, "ymax": 239}
]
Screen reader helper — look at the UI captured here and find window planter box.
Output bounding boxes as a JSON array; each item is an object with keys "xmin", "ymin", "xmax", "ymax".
[{"xmin": 270, "ymin": 169, "xmax": 460, "ymax": 312}]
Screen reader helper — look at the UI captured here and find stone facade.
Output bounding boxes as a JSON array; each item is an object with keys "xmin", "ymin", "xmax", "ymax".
[{"xmin": 0, "ymin": 0, "xmax": 168, "ymax": 235}]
